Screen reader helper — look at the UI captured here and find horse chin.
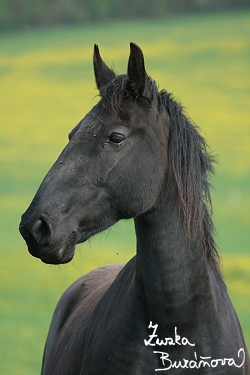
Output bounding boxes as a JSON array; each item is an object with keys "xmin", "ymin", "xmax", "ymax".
[
  {"xmin": 41, "ymin": 231, "xmax": 78, "ymax": 265},
  {"xmin": 40, "ymin": 230, "xmax": 93, "ymax": 264},
  {"xmin": 40, "ymin": 246, "xmax": 75, "ymax": 265}
]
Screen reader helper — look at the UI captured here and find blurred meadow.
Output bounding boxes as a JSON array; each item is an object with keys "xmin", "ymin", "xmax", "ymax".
[{"xmin": 0, "ymin": 9, "xmax": 250, "ymax": 375}]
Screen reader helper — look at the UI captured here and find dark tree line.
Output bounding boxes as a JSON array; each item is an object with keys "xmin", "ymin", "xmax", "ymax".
[{"xmin": 0, "ymin": 0, "xmax": 248, "ymax": 31}]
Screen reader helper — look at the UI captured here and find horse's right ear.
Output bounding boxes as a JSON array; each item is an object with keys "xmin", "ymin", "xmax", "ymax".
[{"xmin": 93, "ymin": 44, "xmax": 115, "ymax": 91}]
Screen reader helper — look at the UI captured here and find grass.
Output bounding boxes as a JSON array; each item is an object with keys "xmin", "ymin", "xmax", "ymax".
[{"xmin": 0, "ymin": 9, "xmax": 249, "ymax": 374}]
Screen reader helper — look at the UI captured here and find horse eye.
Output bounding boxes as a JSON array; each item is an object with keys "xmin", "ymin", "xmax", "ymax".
[{"xmin": 108, "ymin": 133, "xmax": 126, "ymax": 145}]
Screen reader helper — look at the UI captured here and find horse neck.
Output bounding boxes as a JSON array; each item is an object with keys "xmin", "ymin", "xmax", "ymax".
[{"xmin": 134, "ymin": 188, "xmax": 215, "ymax": 331}]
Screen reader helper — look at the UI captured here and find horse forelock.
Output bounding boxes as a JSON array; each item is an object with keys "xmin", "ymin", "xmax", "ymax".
[
  {"xmin": 100, "ymin": 74, "xmax": 129, "ymax": 116},
  {"xmin": 100, "ymin": 73, "xmax": 159, "ymax": 117}
]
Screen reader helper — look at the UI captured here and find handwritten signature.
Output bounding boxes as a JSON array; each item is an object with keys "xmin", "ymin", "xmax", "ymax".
[
  {"xmin": 153, "ymin": 349, "xmax": 245, "ymax": 371},
  {"xmin": 144, "ymin": 322, "xmax": 245, "ymax": 371},
  {"xmin": 144, "ymin": 322, "xmax": 195, "ymax": 347}
]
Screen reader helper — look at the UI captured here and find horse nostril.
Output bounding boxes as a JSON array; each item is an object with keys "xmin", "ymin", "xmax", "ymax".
[{"xmin": 32, "ymin": 216, "xmax": 52, "ymax": 244}]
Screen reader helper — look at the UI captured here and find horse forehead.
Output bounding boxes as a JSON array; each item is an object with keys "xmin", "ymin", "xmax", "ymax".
[
  {"xmin": 76, "ymin": 106, "xmax": 106, "ymax": 133},
  {"xmin": 80, "ymin": 101, "xmax": 130, "ymax": 130},
  {"xmin": 79, "ymin": 97, "xmax": 161, "ymax": 134}
]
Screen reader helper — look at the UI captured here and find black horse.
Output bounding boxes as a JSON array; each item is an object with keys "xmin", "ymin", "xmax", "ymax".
[{"xmin": 20, "ymin": 43, "xmax": 249, "ymax": 374}]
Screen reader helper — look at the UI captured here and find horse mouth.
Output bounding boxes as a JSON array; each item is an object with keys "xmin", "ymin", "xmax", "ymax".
[{"xmin": 41, "ymin": 231, "xmax": 78, "ymax": 265}]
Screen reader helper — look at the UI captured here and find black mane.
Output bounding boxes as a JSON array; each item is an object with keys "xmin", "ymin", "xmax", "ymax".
[
  {"xmin": 101, "ymin": 74, "xmax": 219, "ymax": 267},
  {"xmin": 161, "ymin": 90, "xmax": 219, "ymax": 267}
]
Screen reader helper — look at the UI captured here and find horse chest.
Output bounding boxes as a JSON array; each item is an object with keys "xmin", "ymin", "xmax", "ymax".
[{"xmin": 81, "ymin": 320, "xmax": 158, "ymax": 374}]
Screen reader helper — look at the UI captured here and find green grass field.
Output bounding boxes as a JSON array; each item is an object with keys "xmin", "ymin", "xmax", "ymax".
[{"xmin": 0, "ymin": 10, "xmax": 249, "ymax": 374}]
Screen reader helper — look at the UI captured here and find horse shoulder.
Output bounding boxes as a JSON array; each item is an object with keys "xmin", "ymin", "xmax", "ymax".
[{"xmin": 42, "ymin": 263, "xmax": 124, "ymax": 375}]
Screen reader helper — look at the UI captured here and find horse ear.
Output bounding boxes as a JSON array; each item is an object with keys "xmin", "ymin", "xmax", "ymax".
[
  {"xmin": 127, "ymin": 42, "xmax": 152, "ymax": 99},
  {"xmin": 93, "ymin": 44, "xmax": 115, "ymax": 91}
]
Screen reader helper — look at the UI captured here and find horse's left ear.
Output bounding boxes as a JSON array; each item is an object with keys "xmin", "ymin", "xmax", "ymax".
[
  {"xmin": 93, "ymin": 44, "xmax": 116, "ymax": 91},
  {"xmin": 127, "ymin": 42, "xmax": 152, "ymax": 99}
]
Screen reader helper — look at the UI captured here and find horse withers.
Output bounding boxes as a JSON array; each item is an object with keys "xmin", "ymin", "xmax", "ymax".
[{"xmin": 19, "ymin": 43, "xmax": 249, "ymax": 374}]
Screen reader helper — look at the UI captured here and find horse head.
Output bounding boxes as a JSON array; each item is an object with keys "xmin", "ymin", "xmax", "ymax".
[{"xmin": 19, "ymin": 43, "xmax": 169, "ymax": 264}]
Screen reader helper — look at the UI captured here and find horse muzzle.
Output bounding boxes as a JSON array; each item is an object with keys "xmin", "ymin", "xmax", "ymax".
[{"xmin": 19, "ymin": 212, "xmax": 78, "ymax": 264}]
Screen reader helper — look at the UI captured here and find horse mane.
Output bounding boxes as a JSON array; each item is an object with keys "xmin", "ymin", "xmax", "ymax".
[
  {"xmin": 101, "ymin": 74, "xmax": 220, "ymax": 268},
  {"xmin": 160, "ymin": 90, "xmax": 219, "ymax": 267}
]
